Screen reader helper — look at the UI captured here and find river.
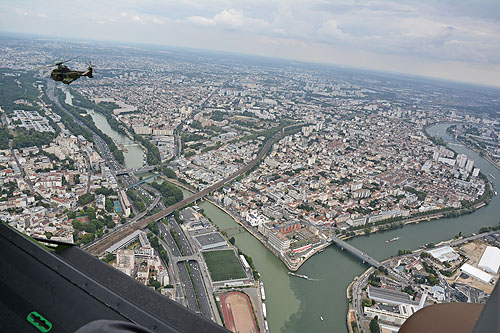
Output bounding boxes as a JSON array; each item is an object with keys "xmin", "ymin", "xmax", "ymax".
[
  {"xmin": 157, "ymin": 122, "xmax": 500, "ymax": 333},
  {"xmin": 88, "ymin": 110, "xmax": 144, "ymax": 169},
  {"xmin": 62, "ymin": 88, "xmax": 144, "ymax": 169}
]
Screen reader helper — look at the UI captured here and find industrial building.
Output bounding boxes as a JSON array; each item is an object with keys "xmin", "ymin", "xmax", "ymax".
[
  {"xmin": 181, "ymin": 207, "xmax": 210, "ymax": 230},
  {"xmin": 460, "ymin": 264, "xmax": 494, "ymax": 284},
  {"xmin": 195, "ymin": 232, "xmax": 227, "ymax": 250},
  {"xmin": 478, "ymin": 246, "xmax": 500, "ymax": 274},
  {"xmin": 365, "ymin": 287, "xmax": 426, "ymax": 326},
  {"xmin": 427, "ymin": 246, "xmax": 459, "ymax": 263},
  {"xmin": 367, "ymin": 286, "xmax": 413, "ymax": 306}
]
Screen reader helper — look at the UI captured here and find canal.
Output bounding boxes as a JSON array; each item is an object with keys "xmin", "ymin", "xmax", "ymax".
[
  {"xmin": 164, "ymin": 122, "xmax": 500, "ymax": 333},
  {"xmin": 62, "ymin": 88, "xmax": 144, "ymax": 169}
]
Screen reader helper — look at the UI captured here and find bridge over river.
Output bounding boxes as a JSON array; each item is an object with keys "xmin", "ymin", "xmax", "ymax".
[{"xmin": 330, "ymin": 236, "xmax": 381, "ymax": 268}]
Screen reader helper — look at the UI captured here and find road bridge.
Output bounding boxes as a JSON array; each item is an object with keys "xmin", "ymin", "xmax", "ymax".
[
  {"xmin": 115, "ymin": 166, "xmax": 158, "ymax": 176},
  {"xmin": 127, "ymin": 174, "xmax": 160, "ymax": 188},
  {"xmin": 173, "ymin": 255, "xmax": 200, "ymax": 264},
  {"xmin": 330, "ymin": 236, "xmax": 381, "ymax": 268}
]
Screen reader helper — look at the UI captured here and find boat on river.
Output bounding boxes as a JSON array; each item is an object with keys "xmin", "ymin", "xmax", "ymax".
[
  {"xmin": 288, "ymin": 272, "xmax": 309, "ymax": 280},
  {"xmin": 260, "ymin": 282, "xmax": 266, "ymax": 301},
  {"xmin": 489, "ymin": 173, "xmax": 496, "ymax": 180},
  {"xmin": 385, "ymin": 237, "xmax": 400, "ymax": 243}
]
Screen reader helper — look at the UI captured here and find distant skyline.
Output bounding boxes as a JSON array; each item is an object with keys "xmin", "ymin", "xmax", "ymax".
[{"xmin": 1, "ymin": 0, "xmax": 500, "ymax": 87}]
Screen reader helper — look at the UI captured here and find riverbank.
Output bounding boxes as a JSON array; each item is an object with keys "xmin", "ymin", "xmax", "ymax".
[
  {"xmin": 160, "ymin": 176, "xmax": 329, "ymax": 271},
  {"xmin": 346, "ymin": 228, "xmax": 499, "ymax": 331},
  {"xmin": 450, "ymin": 129, "xmax": 500, "ymax": 173},
  {"xmin": 62, "ymin": 88, "xmax": 145, "ymax": 169},
  {"xmin": 341, "ymin": 122, "xmax": 494, "ymax": 235},
  {"xmin": 155, "ymin": 122, "xmax": 500, "ymax": 332},
  {"xmin": 205, "ymin": 122, "xmax": 500, "ymax": 333},
  {"xmin": 346, "ymin": 266, "xmax": 374, "ymax": 333},
  {"xmin": 161, "ymin": 157, "xmax": 492, "ymax": 274}
]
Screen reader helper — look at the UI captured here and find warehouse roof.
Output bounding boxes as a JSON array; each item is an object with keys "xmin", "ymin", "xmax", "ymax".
[
  {"xmin": 427, "ymin": 246, "xmax": 459, "ymax": 263},
  {"xmin": 478, "ymin": 246, "xmax": 500, "ymax": 274},
  {"xmin": 461, "ymin": 264, "xmax": 494, "ymax": 284},
  {"xmin": 367, "ymin": 286, "xmax": 415, "ymax": 305}
]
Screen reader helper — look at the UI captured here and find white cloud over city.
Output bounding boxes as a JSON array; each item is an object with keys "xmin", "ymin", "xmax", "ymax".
[{"xmin": 1, "ymin": 0, "xmax": 500, "ymax": 86}]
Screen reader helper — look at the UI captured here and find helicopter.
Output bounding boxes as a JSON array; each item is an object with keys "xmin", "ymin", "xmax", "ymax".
[{"xmin": 41, "ymin": 56, "xmax": 94, "ymax": 85}]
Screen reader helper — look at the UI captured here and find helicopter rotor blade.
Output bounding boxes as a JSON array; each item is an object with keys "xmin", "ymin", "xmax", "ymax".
[
  {"xmin": 35, "ymin": 64, "xmax": 55, "ymax": 70},
  {"xmin": 61, "ymin": 47, "xmax": 70, "ymax": 62},
  {"xmin": 59, "ymin": 56, "xmax": 79, "ymax": 65}
]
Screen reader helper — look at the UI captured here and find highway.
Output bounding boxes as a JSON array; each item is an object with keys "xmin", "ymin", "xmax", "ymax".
[
  {"xmin": 83, "ymin": 148, "xmax": 93, "ymax": 193},
  {"xmin": 158, "ymin": 219, "xmax": 213, "ymax": 319},
  {"xmin": 46, "ymin": 79, "xmax": 123, "ymax": 172},
  {"xmin": 177, "ymin": 261, "xmax": 200, "ymax": 314},
  {"xmin": 188, "ymin": 260, "xmax": 213, "ymax": 319},
  {"xmin": 48, "ymin": 79, "xmax": 166, "ymax": 249},
  {"xmin": 86, "ymin": 123, "xmax": 303, "ymax": 256}
]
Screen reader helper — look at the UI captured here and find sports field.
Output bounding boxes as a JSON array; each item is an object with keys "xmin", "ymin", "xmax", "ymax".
[
  {"xmin": 203, "ymin": 250, "xmax": 247, "ymax": 282},
  {"xmin": 220, "ymin": 292, "xmax": 257, "ymax": 333}
]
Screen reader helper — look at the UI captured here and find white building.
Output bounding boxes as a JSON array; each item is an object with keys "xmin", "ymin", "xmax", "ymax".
[
  {"xmin": 465, "ymin": 159, "xmax": 475, "ymax": 172},
  {"xmin": 472, "ymin": 168, "xmax": 480, "ymax": 177},
  {"xmin": 457, "ymin": 154, "xmax": 467, "ymax": 168},
  {"xmin": 438, "ymin": 157, "xmax": 456, "ymax": 166},
  {"xmin": 268, "ymin": 231, "xmax": 291, "ymax": 254},
  {"xmin": 246, "ymin": 211, "xmax": 270, "ymax": 227},
  {"xmin": 351, "ymin": 182, "xmax": 363, "ymax": 192},
  {"xmin": 460, "ymin": 263, "xmax": 494, "ymax": 284},
  {"xmin": 113, "ymin": 250, "xmax": 135, "ymax": 276},
  {"xmin": 427, "ymin": 246, "xmax": 459, "ymax": 263},
  {"xmin": 346, "ymin": 216, "xmax": 366, "ymax": 227},
  {"xmin": 133, "ymin": 125, "xmax": 152, "ymax": 135},
  {"xmin": 478, "ymin": 246, "xmax": 500, "ymax": 274},
  {"xmin": 119, "ymin": 190, "xmax": 131, "ymax": 217}
]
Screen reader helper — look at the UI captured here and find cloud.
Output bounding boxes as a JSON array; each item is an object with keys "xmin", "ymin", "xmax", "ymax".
[
  {"xmin": 213, "ymin": 9, "xmax": 244, "ymax": 28},
  {"xmin": 14, "ymin": 8, "xmax": 29, "ymax": 16},
  {"xmin": 152, "ymin": 17, "xmax": 164, "ymax": 24},
  {"xmin": 188, "ymin": 8, "xmax": 245, "ymax": 29},
  {"xmin": 187, "ymin": 15, "xmax": 215, "ymax": 27},
  {"xmin": 132, "ymin": 15, "xmax": 143, "ymax": 23},
  {"xmin": 318, "ymin": 19, "xmax": 349, "ymax": 39},
  {"xmin": 1, "ymin": 0, "xmax": 500, "ymax": 84}
]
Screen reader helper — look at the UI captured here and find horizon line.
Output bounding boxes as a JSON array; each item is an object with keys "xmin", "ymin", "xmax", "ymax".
[{"xmin": 1, "ymin": 29, "xmax": 500, "ymax": 92}]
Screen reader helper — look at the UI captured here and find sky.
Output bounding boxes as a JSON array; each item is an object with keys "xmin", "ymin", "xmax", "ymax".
[{"xmin": 1, "ymin": 0, "xmax": 500, "ymax": 87}]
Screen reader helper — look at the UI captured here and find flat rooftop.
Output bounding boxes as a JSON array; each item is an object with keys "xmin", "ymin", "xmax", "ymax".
[
  {"xmin": 368, "ymin": 286, "xmax": 414, "ymax": 305},
  {"xmin": 195, "ymin": 232, "xmax": 226, "ymax": 247}
]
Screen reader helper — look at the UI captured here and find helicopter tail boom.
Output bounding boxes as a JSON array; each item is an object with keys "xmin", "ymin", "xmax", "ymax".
[{"xmin": 83, "ymin": 66, "xmax": 93, "ymax": 78}]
